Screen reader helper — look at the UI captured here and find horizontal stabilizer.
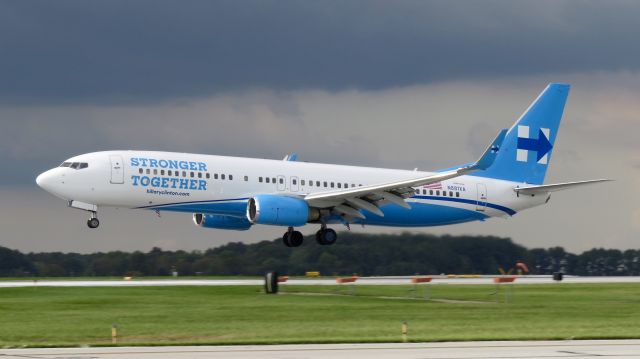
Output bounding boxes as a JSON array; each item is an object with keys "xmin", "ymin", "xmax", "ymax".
[{"xmin": 514, "ymin": 179, "xmax": 612, "ymax": 195}]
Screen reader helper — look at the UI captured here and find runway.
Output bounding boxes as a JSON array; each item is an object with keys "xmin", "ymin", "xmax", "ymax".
[
  {"xmin": 1, "ymin": 340, "xmax": 639, "ymax": 358},
  {"xmin": 1, "ymin": 276, "xmax": 640, "ymax": 287}
]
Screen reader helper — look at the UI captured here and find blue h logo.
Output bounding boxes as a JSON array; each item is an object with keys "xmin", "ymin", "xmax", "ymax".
[{"xmin": 516, "ymin": 125, "xmax": 552, "ymax": 164}]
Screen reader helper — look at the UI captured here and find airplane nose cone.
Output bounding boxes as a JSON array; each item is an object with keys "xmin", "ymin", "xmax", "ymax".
[{"xmin": 36, "ymin": 169, "xmax": 55, "ymax": 191}]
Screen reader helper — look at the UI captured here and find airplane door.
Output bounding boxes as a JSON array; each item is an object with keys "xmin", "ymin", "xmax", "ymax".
[
  {"xmin": 291, "ymin": 176, "xmax": 299, "ymax": 192},
  {"xmin": 476, "ymin": 183, "xmax": 487, "ymax": 211},
  {"xmin": 109, "ymin": 155, "xmax": 125, "ymax": 184},
  {"xmin": 277, "ymin": 175, "xmax": 286, "ymax": 191}
]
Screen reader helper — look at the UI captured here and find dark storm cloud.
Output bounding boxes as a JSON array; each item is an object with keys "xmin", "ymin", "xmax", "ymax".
[{"xmin": 1, "ymin": 0, "xmax": 640, "ymax": 104}]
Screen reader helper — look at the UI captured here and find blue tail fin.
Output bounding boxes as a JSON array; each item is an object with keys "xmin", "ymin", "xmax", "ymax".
[{"xmin": 473, "ymin": 83, "xmax": 570, "ymax": 185}]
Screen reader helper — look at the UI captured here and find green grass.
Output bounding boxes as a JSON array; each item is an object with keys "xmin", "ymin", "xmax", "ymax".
[
  {"xmin": 0, "ymin": 275, "xmax": 261, "ymax": 281},
  {"xmin": 0, "ymin": 283, "xmax": 639, "ymax": 348}
]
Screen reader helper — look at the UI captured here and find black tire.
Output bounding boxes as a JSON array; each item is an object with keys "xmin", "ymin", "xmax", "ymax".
[
  {"xmin": 264, "ymin": 271, "xmax": 279, "ymax": 294},
  {"xmin": 87, "ymin": 218, "xmax": 100, "ymax": 229},
  {"xmin": 316, "ymin": 228, "xmax": 338, "ymax": 245},
  {"xmin": 282, "ymin": 233, "xmax": 292, "ymax": 247},
  {"xmin": 322, "ymin": 228, "xmax": 337, "ymax": 245},
  {"xmin": 289, "ymin": 231, "xmax": 303, "ymax": 247}
]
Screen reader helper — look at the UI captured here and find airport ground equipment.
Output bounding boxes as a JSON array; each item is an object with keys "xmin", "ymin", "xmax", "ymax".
[{"xmin": 264, "ymin": 271, "xmax": 279, "ymax": 294}]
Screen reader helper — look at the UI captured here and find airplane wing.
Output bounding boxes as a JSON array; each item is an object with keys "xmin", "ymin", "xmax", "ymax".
[
  {"xmin": 304, "ymin": 129, "xmax": 507, "ymax": 220},
  {"xmin": 514, "ymin": 179, "xmax": 612, "ymax": 195}
]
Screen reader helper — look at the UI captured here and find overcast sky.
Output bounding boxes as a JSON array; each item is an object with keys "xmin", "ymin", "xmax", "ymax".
[{"xmin": 1, "ymin": 1, "xmax": 638, "ymax": 253}]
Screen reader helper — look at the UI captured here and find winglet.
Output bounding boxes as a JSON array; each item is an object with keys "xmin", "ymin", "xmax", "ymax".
[
  {"xmin": 283, "ymin": 153, "xmax": 298, "ymax": 161},
  {"xmin": 470, "ymin": 129, "xmax": 507, "ymax": 171}
]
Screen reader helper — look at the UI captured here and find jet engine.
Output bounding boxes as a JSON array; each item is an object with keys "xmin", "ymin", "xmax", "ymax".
[{"xmin": 246, "ymin": 194, "xmax": 319, "ymax": 226}]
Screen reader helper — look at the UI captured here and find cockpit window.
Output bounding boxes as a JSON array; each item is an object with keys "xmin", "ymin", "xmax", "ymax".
[{"xmin": 61, "ymin": 162, "xmax": 89, "ymax": 170}]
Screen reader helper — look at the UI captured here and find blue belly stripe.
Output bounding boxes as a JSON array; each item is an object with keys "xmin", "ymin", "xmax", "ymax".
[
  {"xmin": 412, "ymin": 195, "xmax": 516, "ymax": 216},
  {"xmin": 135, "ymin": 195, "xmax": 515, "ymax": 225}
]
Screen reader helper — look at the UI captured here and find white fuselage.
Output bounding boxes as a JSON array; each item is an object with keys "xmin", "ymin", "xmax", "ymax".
[{"xmin": 36, "ymin": 150, "xmax": 548, "ymax": 228}]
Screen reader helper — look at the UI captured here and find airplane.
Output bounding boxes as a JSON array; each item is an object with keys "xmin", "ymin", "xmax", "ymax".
[{"xmin": 36, "ymin": 83, "xmax": 609, "ymax": 247}]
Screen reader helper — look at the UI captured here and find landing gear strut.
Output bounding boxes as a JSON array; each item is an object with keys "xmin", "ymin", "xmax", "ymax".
[
  {"xmin": 87, "ymin": 212, "xmax": 100, "ymax": 229},
  {"xmin": 316, "ymin": 225, "xmax": 337, "ymax": 245},
  {"xmin": 282, "ymin": 227, "xmax": 303, "ymax": 247}
]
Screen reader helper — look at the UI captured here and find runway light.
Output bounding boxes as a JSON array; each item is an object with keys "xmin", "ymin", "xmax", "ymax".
[
  {"xmin": 111, "ymin": 324, "xmax": 118, "ymax": 344},
  {"xmin": 401, "ymin": 321, "xmax": 408, "ymax": 342}
]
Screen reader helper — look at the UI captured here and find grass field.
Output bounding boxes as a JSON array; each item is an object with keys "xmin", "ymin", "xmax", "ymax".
[{"xmin": 1, "ymin": 283, "xmax": 639, "ymax": 348}]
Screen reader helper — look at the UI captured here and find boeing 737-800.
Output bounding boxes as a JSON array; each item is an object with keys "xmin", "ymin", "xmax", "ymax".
[{"xmin": 36, "ymin": 83, "xmax": 608, "ymax": 247}]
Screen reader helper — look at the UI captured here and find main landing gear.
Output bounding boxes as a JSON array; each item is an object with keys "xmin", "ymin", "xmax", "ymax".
[
  {"xmin": 283, "ymin": 227, "xmax": 304, "ymax": 247},
  {"xmin": 316, "ymin": 224, "xmax": 337, "ymax": 246},
  {"xmin": 282, "ymin": 225, "xmax": 338, "ymax": 247},
  {"xmin": 87, "ymin": 211, "xmax": 100, "ymax": 229}
]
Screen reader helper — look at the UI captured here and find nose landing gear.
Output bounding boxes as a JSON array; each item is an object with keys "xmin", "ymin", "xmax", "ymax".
[
  {"xmin": 67, "ymin": 201, "xmax": 100, "ymax": 229},
  {"xmin": 87, "ymin": 212, "xmax": 100, "ymax": 229}
]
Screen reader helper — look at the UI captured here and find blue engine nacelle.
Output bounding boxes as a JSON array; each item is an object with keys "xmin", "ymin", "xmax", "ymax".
[
  {"xmin": 246, "ymin": 194, "xmax": 313, "ymax": 227},
  {"xmin": 193, "ymin": 213, "xmax": 252, "ymax": 231}
]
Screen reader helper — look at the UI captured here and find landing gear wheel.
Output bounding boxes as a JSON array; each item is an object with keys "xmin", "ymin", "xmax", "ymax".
[
  {"xmin": 87, "ymin": 217, "xmax": 100, "ymax": 229},
  {"xmin": 283, "ymin": 230, "xmax": 303, "ymax": 247},
  {"xmin": 289, "ymin": 231, "xmax": 303, "ymax": 247},
  {"xmin": 316, "ymin": 228, "xmax": 337, "ymax": 245}
]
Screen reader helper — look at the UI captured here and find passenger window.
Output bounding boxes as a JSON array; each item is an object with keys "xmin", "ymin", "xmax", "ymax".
[
  {"xmin": 423, "ymin": 189, "xmax": 427, "ymax": 195},
  {"xmin": 293, "ymin": 179, "xmax": 297, "ymax": 185},
  {"xmin": 198, "ymin": 172, "xmax": 202, "ymax": 178},
  {"xmin": 279, "ymin": 178, "xmax": 283, "ymax": 184},
  {"xmin": 139, "ymin": 168, "xmax": 143, "ymax": 174},
  {"xmin": 190, "ymin": 172, "xmax": 195, "ymax": 178},
  {"xmin": 330, "ymin": 182, "xmax": 334, "ymax": 188},
  {"xmin": 161, "ymin": 170, "xmax": 165, "ymax": 175},
  {"xmin": 456, "ymin": 192, "xmax": 460, "ymax": 197},
  {"xmin": 221, "ymin": 174, "xmax": 226, "ymax": 180},
  {"xmin": 436, "ymin": 190, "xmax": 440, "ymax": 196},
  {"xmin": 259, "ymin": 177, "xmax": 263, "ymax": 183},
  {"xmin": 323, "ymin": 181, "xmax": 327, "ymax": 187},
  {"xmin": 266, "ymin": 177, "xmax": 270, "ymax": 183},
  {"xmin": 337, "ymin": 183, "xmax": 342, "ymax": 188},
  {"xmin": 168, "ymin": 170, "xmax": 172, "ymax": 176},
  {"xmin": 344, "ymin": 183, "xmax": 348, "ymax": 188},
  {"xmin": 244, "ymin": 175, "xmax": 248, "ymax": 181},
  {"xmin": 450, "ymin": 191, "xmax": 453, "ymax": 197},
  {"xmin": 214, "ymin": 173, "xmax": 218, "ymax": 179},
  {"xmin": 229, "ymin": 175, "xmax": 233, "ymax": 180},
  {"xmin": 206, "ymin": 173, "xmax": 210, "ymax": 179},
  {"xmin": 146, "ymin": 169, "xmax": 151, "ymax": 175},
  {"xmin": 153, "ymin": 169, "xmax": 158, "ymax": 175},
  {"xmin": 182, "ymin": 171, "xmax": 187, "ymax": 177},
  {"xmin": 430, "ymin": 190, "xmax": 433, "ymax": 195},
  {"xmin": 308, "ymin": 180, "xmax": 312, "ymax": 187},
  {"xmin": 317, "ymin": 181, "xmax": 321, "ymax": 187},
  {"xmin": 301, "ymin": 180, "xmax": 305, "ymax": 186},
  {"xmin": 351, "ymin": 184, "xmax": 355, "ymax": 188}
]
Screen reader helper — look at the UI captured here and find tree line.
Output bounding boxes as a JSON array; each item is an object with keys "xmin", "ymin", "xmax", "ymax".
[{"xmin": 1, "ymin": 233, "xmax": 638, "ymax": 277}]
